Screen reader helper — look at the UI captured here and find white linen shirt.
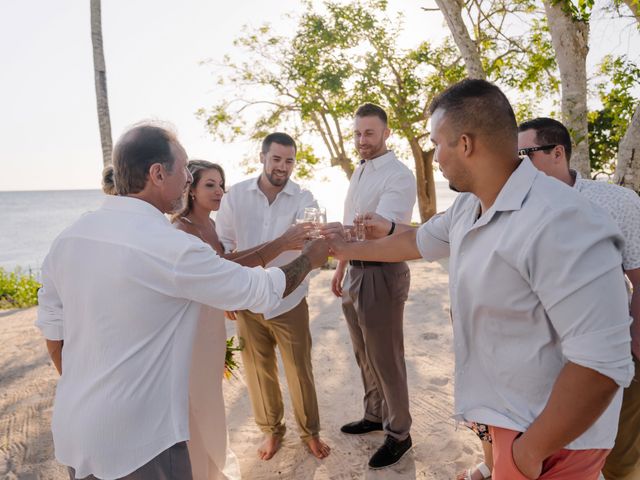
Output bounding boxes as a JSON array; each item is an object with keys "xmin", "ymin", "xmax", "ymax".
[
  {"xmin": 215, "ymin": 177, "xmax": 317, "ymax": 319},
  {"xmin": 36, "ymin": 196, "xmax": 285, "ymax": 479},
  {"xmin": 572, "ymin": 171, "xmax": 640, "ymax": 270},
  {"xmin": 416, "ymin": 158, "xmax": 634, "ymax": 449},
  {"xmin": 343, "ymin": 150, "xmax": 416, "ymax": 225}
]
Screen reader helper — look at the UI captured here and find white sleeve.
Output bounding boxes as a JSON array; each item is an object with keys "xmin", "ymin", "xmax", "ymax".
[
  {"xmin": 172, "ymin": 242, "xmax": 285, "ymax": 313},
  {"xmin": 36, "ymin": 252, "xmax": 64, "ymax": 340},
  {"xmin": 375, "ymin": 170, "xmax": 416, "ymax": 224},
  {"xmin": 215, "ymin": 190, "xmax": 237, "ymax": 252},
  {"xmin": 416, "ymin": 208, "xmax": 453, "ymax": 261}
]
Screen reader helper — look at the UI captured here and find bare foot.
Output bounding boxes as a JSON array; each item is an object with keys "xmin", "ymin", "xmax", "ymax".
[
  {"xmin": 306, "ymin": 436, "xmax": 331, "ymax": 459},
  {"xmin": 258, "ymin": 434, "xmax": 282, "ymax": 461}
]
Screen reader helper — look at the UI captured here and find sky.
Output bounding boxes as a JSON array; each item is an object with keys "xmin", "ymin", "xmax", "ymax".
[{"xmin": 1, "ymin": 0, "xmax": 639, "ymax": 199}]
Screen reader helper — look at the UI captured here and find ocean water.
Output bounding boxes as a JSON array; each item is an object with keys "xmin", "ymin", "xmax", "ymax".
[{"xmin": 0, "ymin": 183, "xmax": 458, "ymax": 272}]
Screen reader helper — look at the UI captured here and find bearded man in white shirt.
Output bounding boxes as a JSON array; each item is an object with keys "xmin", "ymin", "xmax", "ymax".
[
  {"xmin": 327, "ymin": 103, "xmax": 417, "ymax": 470},
  {"xmin": 326, "ymin": 80, "xmax": 634, "ymax": 480},
  {"xmin": 36, "ymin": 123, "xmax": 328, "ymax": 480},
  {"xmin": 215, "ymin": 132, "xmax": 331, "ymax": 461}
]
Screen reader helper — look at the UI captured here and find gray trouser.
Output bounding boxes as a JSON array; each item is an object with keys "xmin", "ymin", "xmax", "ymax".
[
  {"xmin": 68, "ymin": 442, "xmax": 192, "ymax": 480},
  {"xmin": 342, "ymin": 261, "xmax": 412, "ymax": 441}
]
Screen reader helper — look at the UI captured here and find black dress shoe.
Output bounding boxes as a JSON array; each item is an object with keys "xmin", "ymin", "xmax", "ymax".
[
  {"xmin": 368, "ymin": 434, "xmax": 412, "ymax": 469},
  {"xmin": 340, "ymin": 419, "xmax": 383, "ymax": 435}
]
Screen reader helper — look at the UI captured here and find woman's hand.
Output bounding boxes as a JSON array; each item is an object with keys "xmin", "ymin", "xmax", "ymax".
[
  {"xmin": 280, "ymin": 222, "xmax": 314, "ymax": 250},
  {"xmin": 224, "ymin": 311, "xmax": 237, "ymax": 321}
]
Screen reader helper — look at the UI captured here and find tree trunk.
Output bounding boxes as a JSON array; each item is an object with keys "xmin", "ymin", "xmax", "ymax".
[
  {"xmin": 409, "ymin": 137, "xmax": 436, "ymax": 222},
  {"xmin": 543, "ymin": 0, "xmax": 590, "ymax": 177},
  {"xmin": 90, "ymin": 0, "xmax": 113, "ymax": 167},
  {"xmin": 623, "ymin": 0, "xmax": 640, "ymax": 23},
  {"xmin": 434, "ymin": 0, "xmax": 486, "ymax": 79},
  {"xmin": 614, "ymin": 105, "xmax": 640, "ymax": 191}
]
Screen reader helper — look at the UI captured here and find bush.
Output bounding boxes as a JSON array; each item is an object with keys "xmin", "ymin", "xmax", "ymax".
[{"xmin": 0, "ymin": 268, "xmax": 41, "ymax": 309}]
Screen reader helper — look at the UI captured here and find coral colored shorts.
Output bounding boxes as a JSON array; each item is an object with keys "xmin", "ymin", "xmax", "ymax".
[{"xmin": 490, "ymin": 426, "xmax": 610, "ymax": 480}]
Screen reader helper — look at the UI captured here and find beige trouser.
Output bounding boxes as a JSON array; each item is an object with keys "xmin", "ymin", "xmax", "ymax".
[
  {"xmin": 236, "ymin": 298, "xmax": 320, "ymax": 440},
  {"xmin": 342, "ymin": 262, "xmax": 412, "ymax": 441},
  {"xmin": 603, "ymin": 355, "xmax": 640, "ymax": 480}
]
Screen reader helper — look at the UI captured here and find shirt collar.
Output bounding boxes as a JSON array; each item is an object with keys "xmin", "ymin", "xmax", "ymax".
[
  {"xmin": 360, "ymin": 150, "xmax": 395, "ymax": 171},
  {"xmin": 101, "ymin": 195, "xmax": 171, "ymax": 224},
  {"xmin": 492, "ymin": 157, "xmax": 539, "ymax": 213}
]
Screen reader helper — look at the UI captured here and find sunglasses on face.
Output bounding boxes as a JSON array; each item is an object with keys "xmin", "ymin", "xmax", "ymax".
[{"xmin": 518, "ymin": 144, "xmax": 557, "ymax": 157}]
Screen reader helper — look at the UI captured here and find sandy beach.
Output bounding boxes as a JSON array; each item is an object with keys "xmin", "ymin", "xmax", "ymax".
[{"xmin": 0, "ymin": 260, "xmax": 482, "ymax": 480}]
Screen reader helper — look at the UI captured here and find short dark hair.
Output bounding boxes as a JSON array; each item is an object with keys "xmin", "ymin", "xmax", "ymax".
[
  {"xmin": 355, "ymin": 103, "xmax": 388, "ymax": 125},
  {"xmin": 261, "ymin": 132, "xmax": 297, "ymax": 155},
  {"xmin": 518, "ymin": 117, "xmax": 572, "ymax": 161},
  {"xmin": 113, "ymin": 123, "xmax": 179, "ymax": 195},
  {"xmin": 101, "ymin": 165, "xmax": 116, "ymax": 195},
  {"xmin": 429, "ymin": 79, "xmax": 517, "ymax": 149}
]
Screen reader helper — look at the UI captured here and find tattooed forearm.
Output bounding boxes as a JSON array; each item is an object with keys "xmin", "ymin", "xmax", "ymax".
[{"xmin": 280, "ymin": 254, "xmax": 312, "ymax": 297}]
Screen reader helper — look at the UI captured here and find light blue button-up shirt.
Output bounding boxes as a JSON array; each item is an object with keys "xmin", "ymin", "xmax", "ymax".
[{"xmin": 417, "ymin": 158, "xmax": 634, "ymax": 449}]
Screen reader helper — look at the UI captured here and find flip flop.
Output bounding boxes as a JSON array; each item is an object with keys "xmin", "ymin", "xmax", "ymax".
[{"xmin": 460, "ymin": 462, "xmax": 491, "ymax": 480}]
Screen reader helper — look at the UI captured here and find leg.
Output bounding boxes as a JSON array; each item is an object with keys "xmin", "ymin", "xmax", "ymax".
[
  {"xmin": 603, "ymin": 355, "xmax": 640, "ymax": 480},
  {"xmin": 235, "ymin": 310, "xmax": 285, "ymax": 460},
  {"xmin": 342, "ymin": 266, "xmax": 383, "ymax": 423},
  {"xmin": 358, "ymin": 263, "xmax": 412, "ymax": 441},
  {"xmin": 269, "ymin": 299, "xmax": 330, "ymax": 459}
]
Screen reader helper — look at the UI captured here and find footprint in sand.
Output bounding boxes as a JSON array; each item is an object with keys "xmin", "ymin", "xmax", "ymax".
[{"xmin": 429, "ymin": 376, "xmax": 449, "ymax": 386}]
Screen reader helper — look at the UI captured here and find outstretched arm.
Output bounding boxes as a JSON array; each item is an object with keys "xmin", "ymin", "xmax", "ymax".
[{"xmin": 328, "ymin": 228, "xmax": 421, "ymax": 263}]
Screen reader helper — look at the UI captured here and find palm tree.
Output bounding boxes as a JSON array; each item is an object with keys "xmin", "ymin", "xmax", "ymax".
[{"xmin": 90, "ymin": 0, "xmax": 113, "ymax": 167}]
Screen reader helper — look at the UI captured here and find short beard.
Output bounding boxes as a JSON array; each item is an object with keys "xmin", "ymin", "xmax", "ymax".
[{"xmin": 265, "ymin": 171, "xmax": 288, "ymax": 187}]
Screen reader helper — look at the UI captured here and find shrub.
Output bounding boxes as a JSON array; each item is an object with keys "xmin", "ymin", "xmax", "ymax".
[{"xmin": 0, "ymin": 268, "xmax": 41, "ymax": 309}]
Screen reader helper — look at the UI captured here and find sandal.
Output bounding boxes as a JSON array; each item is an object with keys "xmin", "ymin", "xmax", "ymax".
[{"xmin": 457, "ymin": 462, "xmax": 491, "ymax": 480}]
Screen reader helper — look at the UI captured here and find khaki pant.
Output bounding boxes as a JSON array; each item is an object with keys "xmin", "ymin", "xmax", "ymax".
[
  {"xmin": 603, "ymin": 355, "xmax": 640, "ymax": 480},
  {"xmin": 236, "ymin": 298, "xmax": 320, "ymax": 440},
  {"xmin": 342, "ymin": 262, "xmax": 411, "ymax": 441}
]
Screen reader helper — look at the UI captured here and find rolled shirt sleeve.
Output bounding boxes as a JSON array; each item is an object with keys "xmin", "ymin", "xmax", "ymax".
[
  {"xmin": 36, "ymin": 252, "xmax": 64, "ymax": 341},
  {"xmin": 376, "ymin": 171, "xmax": 417, "ymax": 224},
  {"xmin": 521, "ymin": 206, "xmax": 634, "ymax": 387},
  {"xmin": 416, "ymin": 210, "xmax": 453, "ymax": 261},
  {"xmin": 173, "ymin": 241, "xmax": 285, "ymax": 314}
]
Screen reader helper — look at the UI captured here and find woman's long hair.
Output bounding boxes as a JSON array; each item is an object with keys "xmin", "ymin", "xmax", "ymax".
[{"xmin": 172, "ymin": 160, "xmax": 226, "ymax": 222}]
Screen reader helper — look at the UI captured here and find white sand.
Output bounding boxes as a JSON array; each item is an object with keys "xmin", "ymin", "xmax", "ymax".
[{"xmin": 0, "ymin": 260, "xmax": 482, "ymax": 479}]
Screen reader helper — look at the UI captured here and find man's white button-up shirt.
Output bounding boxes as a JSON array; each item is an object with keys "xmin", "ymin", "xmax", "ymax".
[
  {"xmin": 36, "ymin": 195, "xmax": 285, "ymax": 479},
  {"xmin": 216, "ymin": 177, "xmax": 317, "ymax": 319},
  {"xmin": 416, "ymin": 158, "xmax": 634, "ymax": 449},
  {"xmin": 343, "ymin": 150, "xmax": 416, "ymax": 225}
]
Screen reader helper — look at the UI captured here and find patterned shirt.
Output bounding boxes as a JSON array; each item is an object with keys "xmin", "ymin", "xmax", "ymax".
[{"xmin": 573, "ymin": 171, "xmax": 640, "ymax": 271}]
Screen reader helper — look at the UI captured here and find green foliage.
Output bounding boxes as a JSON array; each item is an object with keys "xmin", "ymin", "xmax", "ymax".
[
  {"xmin": 588, "ymin": 55, "xmax": 640, "ymax": 174},
  {"xmin": 551, "ymin": 0, "xmax": 595, "ymax": 21},
  {"xmin": 0, "ymin": 268, "xmax": 41, "ymax": 309}
]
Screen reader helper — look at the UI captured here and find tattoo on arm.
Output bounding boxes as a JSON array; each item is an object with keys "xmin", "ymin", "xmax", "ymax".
[{"xmin": 280, "ymin": 254, "xmax": 312, "ymax": 297}]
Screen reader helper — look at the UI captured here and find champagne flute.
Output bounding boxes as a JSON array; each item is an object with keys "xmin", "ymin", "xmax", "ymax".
[{"xmin": 354, "ymin": 211, "xmax": 366, "ymax": 242}]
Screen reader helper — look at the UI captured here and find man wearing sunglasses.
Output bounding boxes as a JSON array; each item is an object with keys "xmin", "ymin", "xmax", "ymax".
[{"xmin": 519, "ymin": 117, "xmax": 640, "ymax": 480}]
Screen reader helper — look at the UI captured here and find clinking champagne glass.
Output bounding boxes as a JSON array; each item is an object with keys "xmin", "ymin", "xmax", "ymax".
[
  {"xmin": 303, "ymin": 207, "xmax": 321, "ymax": 239},
  {"xmin": 354, "ymin": 211, "xmax": 366, "ymax": 242}
]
